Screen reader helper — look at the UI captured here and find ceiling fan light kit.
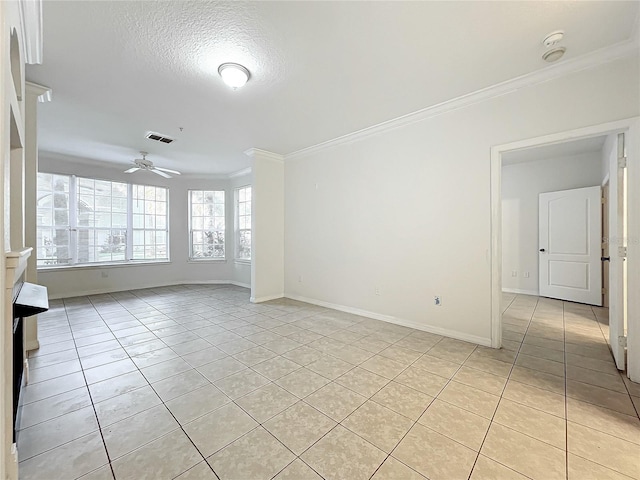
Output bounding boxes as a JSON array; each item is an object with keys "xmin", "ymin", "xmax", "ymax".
[{"xmin": 124, "ymin": 152, "xmax": 181, "ymax": 178}]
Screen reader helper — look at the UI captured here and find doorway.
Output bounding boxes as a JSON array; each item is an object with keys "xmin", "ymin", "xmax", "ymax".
[{"xmin": 490, "ymin": 118, "xmax": 640, "ymax": 381}]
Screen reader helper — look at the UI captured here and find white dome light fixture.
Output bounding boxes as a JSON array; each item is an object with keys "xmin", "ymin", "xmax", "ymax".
[{"xmin": 218, "ymin": 63, "xmax": 250, "ymax": 89}]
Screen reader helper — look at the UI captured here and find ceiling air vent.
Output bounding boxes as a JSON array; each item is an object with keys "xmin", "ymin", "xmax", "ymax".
[{"xmin": 145, "ymin": 131, "xmax": 175, "ymax": 144}]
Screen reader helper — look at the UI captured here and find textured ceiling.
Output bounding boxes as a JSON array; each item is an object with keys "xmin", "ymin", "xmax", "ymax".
[{"xmin": 27, "ymin": 1, "xmax": 639, "ymax": 174}]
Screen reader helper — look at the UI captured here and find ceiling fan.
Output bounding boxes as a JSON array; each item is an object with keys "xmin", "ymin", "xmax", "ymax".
[{"xmin": 124, "ymin": 152, "xmax": 181, "ymax": 178}]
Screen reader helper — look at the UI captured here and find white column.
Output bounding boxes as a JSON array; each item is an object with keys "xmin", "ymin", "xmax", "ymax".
[
  {"xmin": 23, "ymin": 82, "xmax": 51, "ymax": 352},
  {"xmin": 244, "ymin": 149, "xmax": 285, "ymax": 303}
]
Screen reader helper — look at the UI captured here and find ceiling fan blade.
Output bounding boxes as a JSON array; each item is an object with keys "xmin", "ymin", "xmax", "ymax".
[
  {"xmin": 124, "ymin": 167, "xmax": 140, "ymax": 174},
  {"xmin": 154, "ymin": 167, "xmax": 181, "ymax": 175},
  {"xmin": 151, "ymin": 168, "xmax": 172, "ymax": 178}
]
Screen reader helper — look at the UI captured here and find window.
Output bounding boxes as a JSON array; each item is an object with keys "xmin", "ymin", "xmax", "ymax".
[
  {"xmin": 189, "ymin": 190, "xmax": 225, "ymax": 260},
  {"xmin": 36, "ymin": 173, "xmax": 169, "ymax": 267},
  {"xmin": 77, "ymin": 178, "xmax": 128, "ymax": 263},
  {"xmin": 36, "ymin": 173, "xmax": 71, "ymax": 266},
  {"xmin": 132, "ymin": 185, "xmax": 168, "ymax": 261},
  {"xmin": 235, "ymin": 185, "xmax": 251, "ymax": 260}
]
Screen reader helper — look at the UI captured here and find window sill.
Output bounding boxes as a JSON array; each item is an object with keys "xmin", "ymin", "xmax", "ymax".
[
  {"xmin": 37, "ymin": 260, "xmax": 171, "ymax": 272},
  {"xmin": 187, "ymin": 259, "xmax": 227, "ymax": 264},
  {"xmin": 234, "ymin": 259, "xmax": 251, "ymax": 265}
]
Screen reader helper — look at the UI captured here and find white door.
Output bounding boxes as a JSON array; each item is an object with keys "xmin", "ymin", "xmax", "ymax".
[
  {"xmin": 539, "ymin": 186, "xmax": 602, "ymax": 305},
  {"xmin": 607, "ymin": 132, "xmax": 627, "ymax": 370}
]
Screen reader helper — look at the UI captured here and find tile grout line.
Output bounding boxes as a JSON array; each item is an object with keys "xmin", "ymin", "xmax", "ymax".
[
  {"xmin": 563, "ymin": 299, "xmax": 569, "ymax": 480},
  {"xmin": 23, "ymin": 289, "xmax": 635, "ymax": 480},
  {"xmin": 590, "ymin": 305, "xmax": 640, "ymax": 420},
  {"xmin": 464, "ymin": 296, "xmax": 539, "ymax": 480},
  {"xmin": 67, "ymin": 296, "xmax": 118, "ymax": 480},
  {"xmin": 83, "ymin": 287, "xmax": 354, "ymax": 479},
  {"xmin": 88, "ymin": 291, "xmax": 227, "ymax": 480}
]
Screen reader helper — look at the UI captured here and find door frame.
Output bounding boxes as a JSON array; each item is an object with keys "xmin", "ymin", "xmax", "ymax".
[
  {"xmin": 602, "ymin": 179, "xmax": 609, "ymax": 309},
  {"xmin": 490, "ymin": 117, "xmax": 640, "ymax": 382}
]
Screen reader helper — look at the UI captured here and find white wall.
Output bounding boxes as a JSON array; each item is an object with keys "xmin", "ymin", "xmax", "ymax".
[
  {"xmin": 37, "ymin": 156, "xmax": 251, "ymax": 297},
  {"xmin": 249, "ymin": 151, "xmax": 285, "ymax": 302},
  {"xmin": 501, "ymin": 152, "xmax": 603, "ymax": 295},
  {"xmin": 283, "ymin": 56, "xmax": 639, "ymax": 345}
]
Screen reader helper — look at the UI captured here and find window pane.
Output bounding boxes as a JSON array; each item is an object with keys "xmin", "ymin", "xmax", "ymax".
[
  {"xmin": 132, "ymin": 183, "xmax": 169, "ymax": 261},
  {"xmin": 189, "ymin": 189, "xmax": 225, "ymax": 259},
  {"xmin": 37, "ymin": 175, "xmax": 170, "ymax": 266},
  {"xmin": 235, "ymin": 186, "xmax": 251, "ymax": 260},
  {"xmin": 37, "ymin": 173, "xmax": 71, "ymax": 266}
]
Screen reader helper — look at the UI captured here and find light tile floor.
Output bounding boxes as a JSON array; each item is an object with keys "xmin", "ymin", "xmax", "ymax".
[{"xmin": 17, "ymin": 286, "xmax": 640, "ymax": 480}]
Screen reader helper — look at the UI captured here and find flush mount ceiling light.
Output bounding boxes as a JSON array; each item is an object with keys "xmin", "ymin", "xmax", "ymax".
[
  {"xmin": 218, "ymin": 63, "xmax": 250, "ymax": 89},
  {"xmin": 542, "ymin": 46, "xmax": 566, "ymax": 63}
]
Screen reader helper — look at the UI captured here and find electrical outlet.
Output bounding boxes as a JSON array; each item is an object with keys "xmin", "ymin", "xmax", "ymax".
[
  {"xmin": 524, "ymin": 272, "xmax": 530, "ymax": 278},
  {"xmin": 434, "ymin": 296, "xmax": 442, "ymax": 306},
  {"xmin": 101, "ymin": 271, "xmax": 108, "ymax": 278},
  {"xmin": 374, "ymin": 286, "xmax": 380, "ymax": 296}
]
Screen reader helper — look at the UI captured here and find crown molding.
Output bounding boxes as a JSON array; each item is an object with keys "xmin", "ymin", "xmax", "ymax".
[
  {"xmin": 26, "ymin": 81, "xmax": 51, "ymax": 102},
  {"xmin": 40, "ymin": 150, "xmax": 249, "ymax": 180},
  {"xmin": 19, "ymin": 0, "xmax": 43, "ymax": 64},
  {"xmin": 244, "ymin": 148, "xmax": 284, "ymax": 163},
  {"xmin": 228, "ymin": 167, "xmax": 252, "ymax": 178},
  {"xmin": 285, "ymin": 39, "xmax": 639, "ymax": 162}
]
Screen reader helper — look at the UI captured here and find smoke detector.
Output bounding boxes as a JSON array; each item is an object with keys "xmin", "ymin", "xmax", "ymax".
[
  {"xmin": 542, "ymin": 47, "xmax": 566, "ymax": 63},
  {"xmin": 543, "ymin": 31, "xmax": 564, "ymax": 48}
]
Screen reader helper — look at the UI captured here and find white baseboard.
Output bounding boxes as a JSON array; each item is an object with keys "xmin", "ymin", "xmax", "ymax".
[
  {"xmin": 46, "ymin": 280, "xmax": 249, "ymax": 299},
  {"xmin": 285, "ymin": 293, "xmax": 492, "ymax": 347},
  {"xmin": 250, "ymin": 293, "xmax": 285, "ymax": 303},
  {"xmin": 502, "ymin": 288, "xmax": 539, "ymax": 296},
  {"xmin": 185, "ymin": 280, "xmax": 250, "ymax": 289}
]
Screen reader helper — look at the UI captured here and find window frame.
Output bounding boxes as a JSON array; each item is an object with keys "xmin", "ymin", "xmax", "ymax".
[
  {"xmin": 235, "ymin": 185, "xmax": 252, "ymax": 262},
  {"xmin": 36, "ymin": 173, "xmax": 170, "ymax": 269},
  {"xmin": 188, "ymin": 189, "xmax": 226, "ymax": 262}
]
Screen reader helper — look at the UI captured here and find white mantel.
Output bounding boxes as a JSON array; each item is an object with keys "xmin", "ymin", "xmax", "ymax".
[{"xmin": 5, "ymin": 247, "xmax": 32, "ymax": 287}]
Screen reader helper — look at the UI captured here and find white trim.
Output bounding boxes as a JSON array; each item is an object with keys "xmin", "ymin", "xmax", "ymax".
[
  {"xmin": 502, "ymin": 288, "xmax": 539, "ymax": 296},
  {"xmin": 250, "ymin": 293, "xmax": 284, "ymax": 303},
  {"xmin": 490, "ymin": 117, "xmax": 640, "ymax": 355},
  {"xmin": 244, "ymin": 148, "xmax": 284, "ymax": 163},
  {"xmin": 229, "ymin": 167, "xmax": 251, "ymax": 178},
  {"xmin": 602, "ymin": 173, "xmax": 610, "ymax": 187},
  {"xmin": 38, "ymin": 261, "xmax": 172, "ymax": 272},
  {"xmin": 286, "ymin": 294, "xmax": 492, "ymax": 347},
  {"xmin": 183, "ymin": 280, "xmax": 250, "ymax": 289},
  {"xmin": 625, "ymin": 120, "xmax": 640, "ymax": 382},
  {"xmin": 46, "ymin": 280, "xmax": 249, "ymax": 299},
  {"xmin": 179, "ymin": 173, "xmax": 230, "ymax": 180},
  {"xmin": 286, "ymin": 40, "xmax": 638, "ymax": 161},
  {"xmin": 18, "ymin": 0, "xmax": 43, "ymax": 64},
  {"xmin": 187, "ymin": 259, "xmax": 227, "ymax": 264},
  {"xmin": 25, "ymin": 81, "xmax": 51, "ymax": 102}
]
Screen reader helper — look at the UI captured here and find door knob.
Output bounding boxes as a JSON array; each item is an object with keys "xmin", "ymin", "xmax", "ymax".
[
  {"xmin": 601, "ymin": 256, "xmax": 610, "ymax": 262},
  {"xmin": 539, "ymin": 248, "xmax": 546, "ymax": 252}
]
